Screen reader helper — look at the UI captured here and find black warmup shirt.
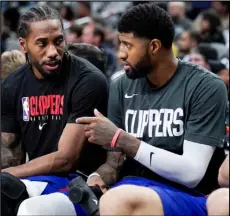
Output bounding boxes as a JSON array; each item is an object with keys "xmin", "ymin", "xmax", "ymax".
[
  {"xmin": 1, "ymin": 53, "xmax": 108, "ymax": 174},
  {"xmin": 108, "ymin": 59, "xmax": 228, "ymax": 194}
]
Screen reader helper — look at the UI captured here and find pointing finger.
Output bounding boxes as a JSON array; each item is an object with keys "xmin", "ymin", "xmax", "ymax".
[{"xmin": 76, "ymin": 117, "xmax": 97, "ymax": 124}]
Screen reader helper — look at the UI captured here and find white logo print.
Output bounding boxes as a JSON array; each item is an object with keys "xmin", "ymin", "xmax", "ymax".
[
  {"xmin": 125, "ymin": 108, "xmax": 184, "ymax": 138},
  {"xmin": 125, "ymin": 93, "xmax": 138, "ymax": 99},
  {"xmin": 39, "ymin": 123, "xmax": 47, "ymax": 130},
  {"xmin": 92, "ymin": 199, "xmax": 98, "ymax": 205}
]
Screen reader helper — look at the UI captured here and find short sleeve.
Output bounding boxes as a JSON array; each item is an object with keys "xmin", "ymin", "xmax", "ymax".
[
  {"xmin": 1, "ymin": 79, "xmax": 20, "ymax": 133},
  {"xmin": 67, "ymin": 71, "xmax": 109, "ymax": 123},
  {"xmin": 184, "ymin": 77, "xmax": 228, "ymax": 147},
  {"xmin": 107, "ymin": 76, "xmax": 124, "ymax": 129}
]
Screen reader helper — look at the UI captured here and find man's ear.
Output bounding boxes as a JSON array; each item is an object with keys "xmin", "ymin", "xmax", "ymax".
[
  {"xmin": 149, "ymin": 39, "xmax": 162, "ymax": 56},
  {"xmin": 19, "ymin": 37, "xmax": 27, "ymax": 54}
]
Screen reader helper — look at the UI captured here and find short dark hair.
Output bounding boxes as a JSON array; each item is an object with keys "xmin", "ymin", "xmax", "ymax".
[
  {"xmin": 196, "ymin": 44, "xmax": 218, "ymax": 61},
  {"xmin": 188, "ymin": 30, "xmax": 202, "ymax": 44},
  {"xmin": 118, "ymin": 3, "xmax": 175, "ymax": 49},
  {"xmin": 18, "ymin": 4, "xmax": 63, "ymax": 38},
  {"xmin": 68, "ymin": 24, "xmax": 83, "ymax": 37},
  {"xmin": 93, "ymin": 24, "xmax": 105, "ymax": 44},
  {"xmin": 192, "ymin": 44, "xmax": 218, "ymax": 63},
  {"xmin": 67, "ymin": 43, "xmax": 107, "ymax": 74},
  {"xmin": 209, "ymin": 60, "xmax": 226, "ymax": 74}
]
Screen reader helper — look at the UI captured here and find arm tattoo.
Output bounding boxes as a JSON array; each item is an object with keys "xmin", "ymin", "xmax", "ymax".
[
  {"xmin": 116, "ymin": 131, "xmax": 141, "ymax": 158},
  {"xmin": 1, "ymin": 133, "xmax": 22, "ymax": 168},
  {"xmin": 97, "ymin": 151, "xmax": 126, "ymax": 185},
  {"xmin": 1, "ymin": 132, "xmax": 19, "ymax": 148}
]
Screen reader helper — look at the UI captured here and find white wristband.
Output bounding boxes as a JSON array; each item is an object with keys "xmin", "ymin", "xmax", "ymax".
[{"xmin": 86, "ymin": 172, "xmax": 101, "ymax": 183}]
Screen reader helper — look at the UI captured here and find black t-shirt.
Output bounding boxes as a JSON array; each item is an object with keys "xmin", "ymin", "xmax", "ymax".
[
  {"xmin": 108, "ymin": 59, "xmax": 228, "ymax": 194},
  {"xmin": 1, "ymin": 53, "xmax": 109, "ymax": 174}
]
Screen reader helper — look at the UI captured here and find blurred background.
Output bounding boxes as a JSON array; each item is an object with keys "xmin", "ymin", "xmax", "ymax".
[{"xmin": 1, "ymin": 1, "xmax": 229, "ymax": 84}]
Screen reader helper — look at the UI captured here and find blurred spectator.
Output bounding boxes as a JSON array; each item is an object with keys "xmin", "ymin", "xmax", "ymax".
[
  {"xmin": 65, "ymin": 24, "xmax": 83, "ymax": 44},
  {"xmin": 59, "ymin": 4, "xmax": 75, "ymax": 30},
  {"xmin": 82, "ymin": 23, "xmax": 117, "ymax": 77},
  {"xmin": 67, "ymin": 43, "xmax": 107, "ymax": 76},
  {"xmin": 1, "ymin": 50, "xmax": 26, "ymax": 80},
  {"xmin": 209, "ymin": 42, "xmax": 229, "ymax": 61},
  {"xmin": 167, "ymin": 2, "xmax": 192, "ymax": 39},
  {"xmin": 199, "ymin": 11, "xmax": 225, "ymax": 44},
  {"xmin": 188, "ymin": 49, "xmax": 229, "ymax": 90},
  {"xmin": 195, "ymin": 44, "xmax": 218, "ymax": 61},
  {"xmin": 172, "ymin": 43, "xmax": 179, "ymax": 57},
  {"xmin": 187, "ymin": 2, "xmax": 212, "ymax": 20},
  {"xmin": 209, "ymin": 60, "xmax": 229, "ymax": 89},
  {"xmin": 188, "ymin": 52, "xmax": 211, "ymax": 71},
  {"xmin": 75, "ymin": 2, "xmax": 91, "ymax": 19},
  {"xmin": 211, "ymin": 1, "xmax": 229, "ymax": 30},
  {"xmin": 3, "ymin": 7, "xmax": 20, "ymax": 33},
  {"xmin": 82, "ymin": 24, "xmax": 105, "ymax": 47},
  {"xmin": 1, "ymin": 14, "xmax": 10, "ymax": 53},
  {"xmin": 192, "ymin": 1, "xmax": 229, "ymax": 32},
  {"xmin": 60, "ymin": 4, "xmax": 75, "ymax": 22},
  {"xmin": 177, "ymin": 30, "xmax": 202, "ymax": 59}
]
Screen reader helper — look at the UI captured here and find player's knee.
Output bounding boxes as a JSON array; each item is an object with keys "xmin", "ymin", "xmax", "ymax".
[
  {"xmin": 100, "ymin": 185, "xmax": 161, "ymax": 209},
  {"xmin": 207, "ymin": 188, "xmax": 229, "ymax": 216},
  {"xmin": 100, "ymin": 185, "xmax": 132, "ymax": 209},
  {"xmin": 17, "ymin": 197, "xmax": 40, "ymax": 215},
  {"xmin": 17, "ymin": 193, "xmax": 76, "ymax": 215}
]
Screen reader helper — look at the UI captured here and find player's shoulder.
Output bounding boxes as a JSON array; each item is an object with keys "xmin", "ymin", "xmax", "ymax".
[
  {"xmin": 181, "ymin": 60, "xmax": 227, "ymax": 97},
  {"xmin": 2, "ymin": 64, "xmax": 30, "ymax": 88},
  {"xmin": 181, "ymin": 60, "xmax": 225, "ymax": 88}
]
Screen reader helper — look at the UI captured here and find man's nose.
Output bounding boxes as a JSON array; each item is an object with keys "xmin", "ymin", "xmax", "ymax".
[
  {"xmin": 118, "ymin": 50, "xmax": 128, "ymax": 61},
  {"xmin": 46, "ymin": 45, "xmax": 59, "ymax": 59}
]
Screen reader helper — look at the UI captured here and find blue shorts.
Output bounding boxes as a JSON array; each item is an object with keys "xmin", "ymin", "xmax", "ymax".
[{"xmin": 112, "ymin": 177, "xmax": 207, "ymax": 216}]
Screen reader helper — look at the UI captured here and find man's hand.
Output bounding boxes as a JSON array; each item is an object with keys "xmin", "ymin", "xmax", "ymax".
[
  {"xmin": 76, "ymin": 109, "xmax": 118, "ymax": 146},
  {"xmin": 2, "ymin": 166, "xmax": 17, "ymax": 175},
  {"xmin": 87, "ymin": 175, "xmax": 108, "ymax": 194}
]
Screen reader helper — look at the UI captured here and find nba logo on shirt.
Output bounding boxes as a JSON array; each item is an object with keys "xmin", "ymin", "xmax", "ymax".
[{"xmin": 22, "ymin": 97, "xmax": 30, "ymax": 121}]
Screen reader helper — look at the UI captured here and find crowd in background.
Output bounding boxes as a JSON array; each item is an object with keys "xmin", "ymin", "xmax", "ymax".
[{"xmin": 1, "ymin": 1, "xmax": 229, "ymax": 85}]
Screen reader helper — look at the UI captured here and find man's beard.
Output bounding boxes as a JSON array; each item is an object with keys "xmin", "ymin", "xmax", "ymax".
[
  {"xmin": 125, "ymin": 55, "xmax": 152, "ymax": 80},
  {"xmin": 28, "ymin": 53, "xmax": 62, "ymax": 81}
]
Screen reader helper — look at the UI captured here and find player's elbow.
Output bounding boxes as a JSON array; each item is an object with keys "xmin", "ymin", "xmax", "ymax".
[
  {"xmin": 61, "ymin": 160, "xmax": 75, "ymax": 172},
  {"xmin": 53, "ymin": 153, "xmax": 76, "ymax": 173},
  {"xmin": 180, "ymin": 164, "xmax": 205, "ymax": 188}
]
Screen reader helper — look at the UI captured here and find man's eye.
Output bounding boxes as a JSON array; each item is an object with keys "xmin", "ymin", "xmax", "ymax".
[
  {"xmin": 56, "ymin": 38, "xmax": 64, "ymax": 45},
  {"xmin": 37, "ymin": 42, "xmax": 46, "ymax": 47},
  {"xmin": 124, "ymin": 42, "xmax": 131, "ymax": 49}
]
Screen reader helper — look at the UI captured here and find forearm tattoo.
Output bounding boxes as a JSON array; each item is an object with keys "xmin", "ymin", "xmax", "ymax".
[
  {"xmin": 1, "ymin": 132, "xmax": 18, "ymax": 148},
  {"xmin": 1, "ymin": 133, "xmax": 22, "ymax": 169},
  {"xmin": 97, "ymin": 151, "xmax": 126, "ymax": 185}
]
